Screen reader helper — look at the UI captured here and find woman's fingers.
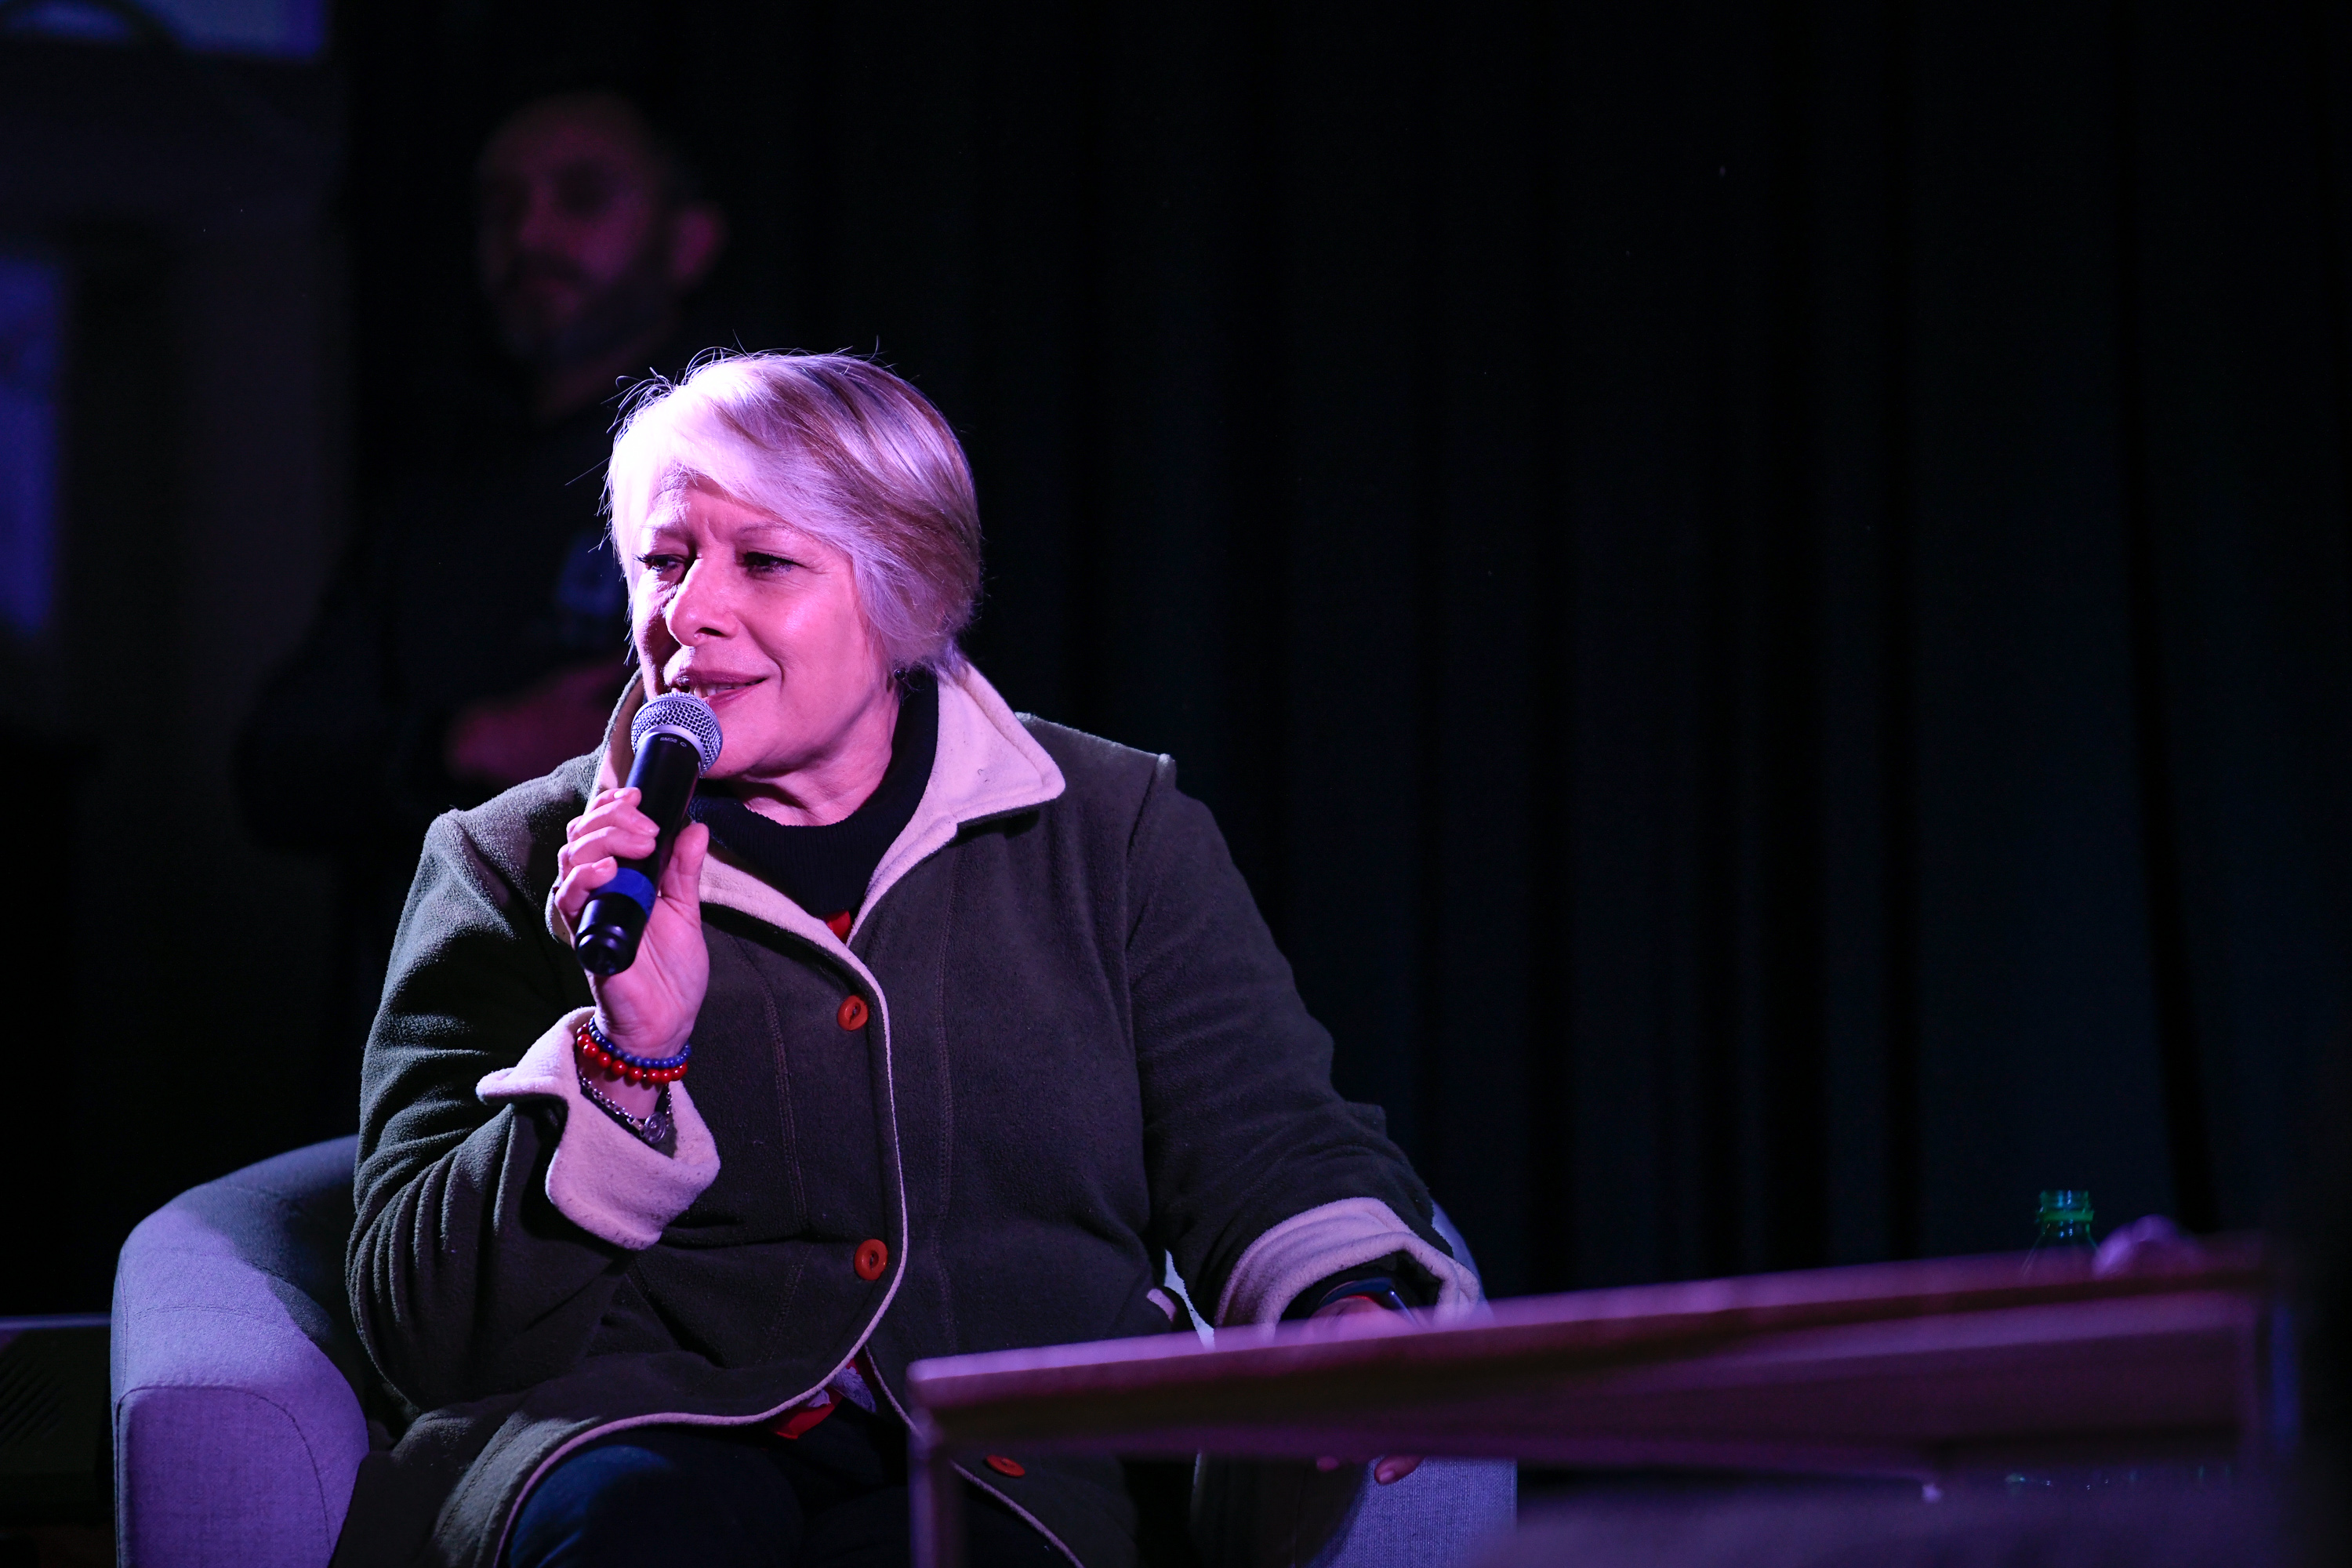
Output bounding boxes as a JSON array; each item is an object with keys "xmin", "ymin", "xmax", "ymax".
[
  {"xmin": 1310, "ymin": 1454, "xmax": 1421, "ymax": 1483},
  {"xmin": 560, "ymin": 817, "xmax": 700, "ymax": 921},
  {"xmin": 1311, "ymin": 1454, "xmax": 1422, "ymax": 1483},
  {"xmin": 1301, "ymin": 1297, "xmax": 1418, "ymax": 1481},
  {"xmin": 579, "ymin": 821, "xmax": 711, "ymax": 1060},
  {"xmin": 557, "ymin": 818, "xmax": 654, "ymax": 865},
  {"xmin": 562, "ymin": 788, "xmax": 650, "ymax": 845},
  {"xmin": 558, "ymin": 817, "xmax": 657, "ymax": 873},
  {"xmin": 563, "ymin": 784, "xmax": 634, "ymax": 833},
  {"xmin": 557, "ymin": 790, "xmax": 711, "ymax": 1059},
  {"xmin": 555, "ymin": 788, "xmax": 658, "ymax": 899},
  {"xmin": 553, "ymin": 858, "xmax": 619, "ymax": 926},
  {"xmin": 553, "ymin": 832, "xmax": 650, "ymax": 922}
]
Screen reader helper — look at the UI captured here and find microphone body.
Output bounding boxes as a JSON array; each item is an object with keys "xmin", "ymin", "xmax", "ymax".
[{"xmin": 575, "ymin": 692, "xmax": 724, "ymax": 977}]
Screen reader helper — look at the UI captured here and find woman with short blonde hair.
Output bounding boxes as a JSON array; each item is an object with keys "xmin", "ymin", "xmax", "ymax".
[
  {"xmin": 339, "ymin": 351, "xmax": 1477, "ymax": 1568},
  {"xmin": 606, "ymin": 352, "xmax": 983, "ymax": 677}
]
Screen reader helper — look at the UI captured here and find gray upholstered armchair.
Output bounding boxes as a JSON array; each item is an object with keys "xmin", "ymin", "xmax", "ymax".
[
  {"xmin": 111, "ymin": 1138, "xmax": 1514, "ymax": 1567},
  {"xmin": 111, "ymin": 1138, "xmax": 372, "ymax": 1565}
]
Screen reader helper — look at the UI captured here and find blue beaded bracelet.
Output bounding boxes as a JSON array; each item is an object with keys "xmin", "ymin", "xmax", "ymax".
[{"xmin": 575, "ymin": 1012, "xmax": 693, "ymax": 1085}]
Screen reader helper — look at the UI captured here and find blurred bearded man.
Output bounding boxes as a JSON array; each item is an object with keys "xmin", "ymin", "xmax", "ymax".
[
  {"xmin": 237, "ymin": 89, "xmax": 729, "ymax": 1132},
  {"xmin": 477, "ymin": 93, "xmax": 727, "ymax": 427}
]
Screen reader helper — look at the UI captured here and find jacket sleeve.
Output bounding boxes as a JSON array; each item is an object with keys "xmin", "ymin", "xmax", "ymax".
[
  {"xmin": 344, "ymin": 804, "xmax": 715, "ymax": 1414},
  {"xmin": 1122, "ymin": 757, "xmax": 1479, "ymax": 1327}
]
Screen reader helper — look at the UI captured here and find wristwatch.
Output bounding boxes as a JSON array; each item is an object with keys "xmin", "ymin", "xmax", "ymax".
[{"xmin": 1306, "ymin": 1274, "xmax": 1417, "ymax": 1321}]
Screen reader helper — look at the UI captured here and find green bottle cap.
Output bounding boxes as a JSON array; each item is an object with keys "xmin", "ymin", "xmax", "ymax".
[{"xmin": 2036, "ymin": 1189, "xmax": 2092, "ymax": 1225}]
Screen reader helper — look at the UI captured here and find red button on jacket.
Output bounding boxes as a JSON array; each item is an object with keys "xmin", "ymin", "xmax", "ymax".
[
  {"xmin": 984, "ymin": 1455, "xmax": 1025, "ymax": 1477},
  {"xmin": 855, "ymin": 1239, "xmax": 888, "ymax": 1280},
  {"xmin": 837, "ymin": 995, "xmax": 869, "ymax": 1030}
]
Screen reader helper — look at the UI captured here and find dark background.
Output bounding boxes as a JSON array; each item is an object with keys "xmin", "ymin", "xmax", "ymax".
[{"xmin": 5, "ymin": 0, "xmax": 2351, "ymax": 1312}]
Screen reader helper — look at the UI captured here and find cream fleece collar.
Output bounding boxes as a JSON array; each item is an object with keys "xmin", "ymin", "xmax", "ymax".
[{"xmin": 554, "ymin": 662, "xmax": 1065, "ymax": 953}]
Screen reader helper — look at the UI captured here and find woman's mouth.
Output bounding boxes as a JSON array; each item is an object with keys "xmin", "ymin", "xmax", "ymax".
[{"xmin": 670, "ymin": 673, "xmax": 764, "ymax": 703}]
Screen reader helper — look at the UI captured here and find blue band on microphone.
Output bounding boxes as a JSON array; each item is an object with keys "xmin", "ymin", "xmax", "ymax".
[{"xmin": 591, "ymin": 869, "xmax": 658, "ymax": 914}]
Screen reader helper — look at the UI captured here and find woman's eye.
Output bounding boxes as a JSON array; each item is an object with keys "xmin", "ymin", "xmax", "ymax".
[
  {"xmin": 637, "ymin": 553, "xmax": 686, "ymax": 575},
  {"xmin": 743, "ymin": 553, "xmax": 797, "ymax": 575}
]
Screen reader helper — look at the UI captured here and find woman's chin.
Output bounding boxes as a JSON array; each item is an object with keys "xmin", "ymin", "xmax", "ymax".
[{"xmin": 702, "ymin": 735, "xmax": 792, "ymax": 786}]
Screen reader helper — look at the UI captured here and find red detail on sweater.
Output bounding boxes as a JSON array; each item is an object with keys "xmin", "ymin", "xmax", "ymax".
[
  {"xmin": 824, "ymin": 910, "xmax": 854, "ymax": 940},
  {"xmin": 771, "ymin": 1388, "xmax": 836, "ymax": 1440}
]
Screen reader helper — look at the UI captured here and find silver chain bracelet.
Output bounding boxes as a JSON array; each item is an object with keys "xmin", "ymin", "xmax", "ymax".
[{"xmin": 577, "ymin": 1070, "xmax": 674, "ymax": 1149}]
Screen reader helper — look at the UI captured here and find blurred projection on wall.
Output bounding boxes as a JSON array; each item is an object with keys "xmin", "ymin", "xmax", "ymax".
[
  {"xmin": 0, "ymin": 0, "xmax": 324, "ymax": 58},
  {"xmin": 0, "ymin": 253, "xmax": 63, "ymax": 641}
]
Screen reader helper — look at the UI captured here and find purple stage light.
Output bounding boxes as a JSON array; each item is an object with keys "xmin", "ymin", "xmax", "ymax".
[
  {"xmin": 0, "ymin": 253, "xmax": 62, "ymax": 641},
  {"xmin": 2, "ymin": 0, "xmax": 326, "ymax": 58}
]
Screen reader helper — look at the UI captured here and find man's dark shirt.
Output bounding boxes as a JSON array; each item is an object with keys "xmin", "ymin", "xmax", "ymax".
[
  {"xmin": 236, "ymin": 380, "xmax": 643, "ymax": 1130},
  {"xmin": 238, "ymin": 395, "xmax": 630, "ymax": 855}
]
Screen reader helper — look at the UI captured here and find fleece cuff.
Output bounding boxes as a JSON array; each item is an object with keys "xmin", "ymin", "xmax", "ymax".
[
  {"xmin": 1216, "ymin": 1196, "xmax": 1482, "ymax": 1328},
  {"xmin": 477, "ymin": 1007, "xmax": 721, "ymax": 1250}
]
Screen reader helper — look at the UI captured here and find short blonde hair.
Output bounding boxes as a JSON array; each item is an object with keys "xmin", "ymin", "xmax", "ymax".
[{"xmin": 606, "ymin": 351, "xmax": 982, "ymax": 673}]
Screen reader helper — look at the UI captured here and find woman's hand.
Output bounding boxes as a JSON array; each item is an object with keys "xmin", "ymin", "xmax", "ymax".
[
  {"xmin": 554, "ymin": 786, "xmax": 711, "ymax": 1074},
  {"xmin": 1309, "ymin": 1295, "xmax": 1423, "ymax": 1485}
]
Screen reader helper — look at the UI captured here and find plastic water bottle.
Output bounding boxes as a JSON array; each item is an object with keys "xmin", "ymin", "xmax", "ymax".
[{"xmin": 2024, "ymin": 1189, "xmax": 2096, "ymax": 1272}]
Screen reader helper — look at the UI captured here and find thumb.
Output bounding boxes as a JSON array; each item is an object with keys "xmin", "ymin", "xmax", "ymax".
[{"xmin": 661, "ymin": 820, "xmax": 709, "ymax": 908}]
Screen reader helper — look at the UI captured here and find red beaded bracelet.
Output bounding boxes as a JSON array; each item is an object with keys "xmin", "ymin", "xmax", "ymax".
[{"xmin": 572, "ymin": 1013, "xmax": 692, "ymax": 1086}]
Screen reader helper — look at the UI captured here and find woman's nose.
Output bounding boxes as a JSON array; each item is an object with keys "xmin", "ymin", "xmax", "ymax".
[{"xmin": 663, "ymin": 559, "xmax": 733, "ymax": 643}]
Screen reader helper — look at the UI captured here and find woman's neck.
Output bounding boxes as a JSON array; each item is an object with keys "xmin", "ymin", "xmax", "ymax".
[{"xmin": 725, "ymin": 682, "xmax": 902, "ymax": 828}]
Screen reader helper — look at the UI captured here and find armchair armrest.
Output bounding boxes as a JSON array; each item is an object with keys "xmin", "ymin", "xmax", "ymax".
[{"xmin": 112, "ymin": 1137, "xmax": 370, "ymax": 1568}]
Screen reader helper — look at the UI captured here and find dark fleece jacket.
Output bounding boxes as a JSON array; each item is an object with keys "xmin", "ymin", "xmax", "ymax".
[{"xmin": 333, "ymin": 685, "xmax": 1449, "ymax": 1568}]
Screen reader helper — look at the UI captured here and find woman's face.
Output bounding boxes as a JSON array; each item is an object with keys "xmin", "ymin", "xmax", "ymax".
[{"xmin": 627, "ymin": 483, "xmax": 895, "ymax": 788}]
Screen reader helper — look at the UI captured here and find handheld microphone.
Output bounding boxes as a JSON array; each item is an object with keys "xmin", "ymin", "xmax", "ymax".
[{"xmin": 574, "ymin": 691, "xmax": 724, "ymax": 977}]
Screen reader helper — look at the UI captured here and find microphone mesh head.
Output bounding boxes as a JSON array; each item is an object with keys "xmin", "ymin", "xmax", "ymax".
[{"xmin": 630, "ymin": 691, "xmax": 724, "ymax": 772}]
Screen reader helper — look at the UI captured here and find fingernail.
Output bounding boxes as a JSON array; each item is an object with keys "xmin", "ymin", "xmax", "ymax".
[{"xmin": 1374, "ymin": 1461, "xmax": 1399, "ymax": 1484}]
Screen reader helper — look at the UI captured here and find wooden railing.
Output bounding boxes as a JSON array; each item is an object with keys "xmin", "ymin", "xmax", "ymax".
[{"xmin": 906, "ymin": 1240, "xmax": 2281, "ymax": 1567}]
